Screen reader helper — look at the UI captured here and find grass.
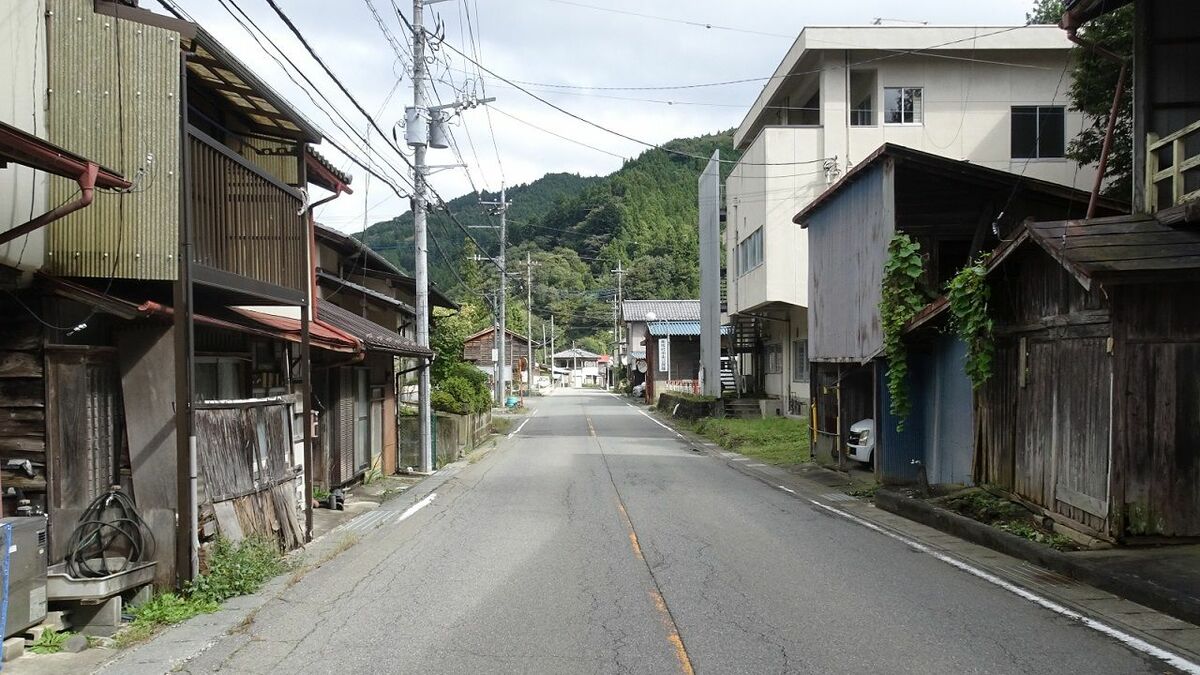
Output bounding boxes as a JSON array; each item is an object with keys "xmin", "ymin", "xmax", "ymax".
[
  {"xmin": 30, "ymin": 627, "xmax": 75, "ymax": 654},
  {"xmin": 114, "ymin": 536, "xmax": 287, "ymax": 648},
  {"xmin": 490, "ymin": 417, "xmax": 514, "ymax": 435},
  {"xmin": 936, "ymin": 488, "xmax": 1078, "ymax": 551},
  {"xmin": 690, "ymin": 417, "xmax": 811, "ymax": 466}
]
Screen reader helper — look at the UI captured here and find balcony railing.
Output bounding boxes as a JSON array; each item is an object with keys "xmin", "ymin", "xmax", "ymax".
[
  {"xmin": 1146, "ymin": 119, "xmax": 1200, "ymax": 212},
  {"xmin": 188, "ymin": 126, "xmax": 307, "ymax": 301}
]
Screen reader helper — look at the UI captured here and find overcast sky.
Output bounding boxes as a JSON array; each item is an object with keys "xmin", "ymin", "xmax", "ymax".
[{"xmin": 160, "ymin": 0, "xmax": 1039, "ymax": 234}]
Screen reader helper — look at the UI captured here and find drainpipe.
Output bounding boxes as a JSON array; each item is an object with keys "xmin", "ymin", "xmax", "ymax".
[
  {"xmin": 0, "ymin": 163, "xmax": 101, "ymax": 246},
  {"xmin": 1066, "ymin": 29, "xmax": 1129, "ymax": 218}
]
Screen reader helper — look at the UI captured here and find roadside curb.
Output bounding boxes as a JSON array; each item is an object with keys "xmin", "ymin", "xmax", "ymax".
[{"xmin": 875, "ymin": 489, "xmax": 1200, "ymax": 627}]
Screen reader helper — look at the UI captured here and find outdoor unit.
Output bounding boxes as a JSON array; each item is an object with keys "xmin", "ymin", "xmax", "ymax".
[{"xmin": 1, "ymin": 517, "xmax": 48, "ymax": 639}]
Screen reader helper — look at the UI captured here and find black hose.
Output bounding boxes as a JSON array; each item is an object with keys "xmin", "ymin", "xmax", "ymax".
[{"xmin": 64, "ymin": 486, "xmax": 156, "ymax": 578}]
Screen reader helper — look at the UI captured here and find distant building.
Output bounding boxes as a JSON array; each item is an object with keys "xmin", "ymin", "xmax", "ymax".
[
  {"xmin": 462, "ymin": 326, "xmax": 533, "ymax": 392},
  {"xmin": 551, "ymin": 347, "xmax": 602, "ymax": 388}
]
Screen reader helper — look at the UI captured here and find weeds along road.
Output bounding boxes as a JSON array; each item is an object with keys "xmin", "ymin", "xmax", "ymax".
[{"xmin": 183, "ymin": 390, "xmax": 1178, "ymax": 674}]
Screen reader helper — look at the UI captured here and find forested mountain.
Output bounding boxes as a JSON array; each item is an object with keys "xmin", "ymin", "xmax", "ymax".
[{"xmin": 355, "ymin": 129, "xmax": 738, "ymax": 348}]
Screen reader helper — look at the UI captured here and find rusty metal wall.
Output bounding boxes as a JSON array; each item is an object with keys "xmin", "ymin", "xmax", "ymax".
[
  {"xmin": 44, "ymin": 0, "xmax": 180, "ymax": 280},
  {"xmin": 805, "ymin": 160, "xmax": 893, "ymax": 363}
]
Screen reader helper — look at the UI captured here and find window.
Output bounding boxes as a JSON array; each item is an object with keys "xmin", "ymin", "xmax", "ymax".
[
  {"xmin": 850, "ymin": 71, "xmax": 877, "ymax": 126},
  {"xmin": 884, "ymin": 87, "xmax": 923, "ymax": 124},
  {"xmin": 195, "ymin": 357, "xmax": 247, "ymax": 401},
  {"xmin": 792, "ymin": 339, "xmax": 809, "ymax": 382},
  {"xmin": 1011, "ymin": 106, "xmax": 1066, "ymax": 159},
  {"xmin": 765, "ymin": 343, "xmax": 783, "ymax": 374},
  {"xmin": 736, "ymin": 227, "xmax": 764, "ymax": 277}
]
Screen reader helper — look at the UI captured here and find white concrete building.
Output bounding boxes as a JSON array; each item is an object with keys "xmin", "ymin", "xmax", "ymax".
[{"xmin": 724, "ymin": 25, "xmax": 1095, "ymax": 412}]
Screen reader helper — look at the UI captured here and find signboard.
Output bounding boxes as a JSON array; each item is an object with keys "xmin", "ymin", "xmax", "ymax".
[{"xmin": 658, "ymin": 338, "xmax": 669, "ymax": 372}]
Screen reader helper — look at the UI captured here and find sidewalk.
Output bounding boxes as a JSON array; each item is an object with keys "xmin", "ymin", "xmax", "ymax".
[{"xmin": 647, "ymin": 405, "xmax": 1200, "ymax": 666}]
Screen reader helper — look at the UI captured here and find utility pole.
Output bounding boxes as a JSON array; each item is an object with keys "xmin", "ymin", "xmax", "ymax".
[
  {"xmin": 541, "ymin": 320, "xmax": 547, "ymax": 390},
  {"xmin": 480, "ymin": 185, "xmax": 509, "ymax": 403},
  {"xmin": 411, "ymin": 0, "xmax": 432, "ymax": 474},
  {"xmin": 550, "ymin": 314, "xmax": 556, "ymax": 390},
  {"xmin": 407, "ymin": 0, "xmax": 492, "ymax": 466},
  {"xmin": 612, "ymin": 260, "xmax": 625, "ymax": 376},
  {"xmin": 525, "ymin": 251, "xmax": 535, "ymax": 396}
]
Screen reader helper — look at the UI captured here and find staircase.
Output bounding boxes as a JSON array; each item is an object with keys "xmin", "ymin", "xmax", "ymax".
[
  {"xmin": 731, "ymin": 315, "xmax": 760, "ymax": 355},
  {"xmin": 724, "ymin": 398, "xmax": 762, "ymax": 419},
  {"xmin": 719, "ymin": 355, "xmax": 736, "ymax": 392}
]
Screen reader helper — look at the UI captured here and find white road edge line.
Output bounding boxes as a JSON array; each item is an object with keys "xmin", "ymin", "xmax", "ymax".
[
  {"xmin": 393, "ymin": 492, "xmax": 438, "ymax": 525},
  {"xmin": 508, "ymin": 417, "xmax": 531, "ymax": 438},
  {"xmin": 634, "ymin": 408, "xmax": 676, "ymax": 433},
  {"xmin": 777, "ymin": 486, "xmax": 796, "ymax": 494},
  {"xmin": 806, "ymin": 498, "xmax": 1200, "ymax": 674}
]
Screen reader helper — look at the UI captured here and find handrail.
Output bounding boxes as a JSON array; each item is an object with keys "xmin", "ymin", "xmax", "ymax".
[{"xmin": 1146, "ymin": 119, "xmax": 1200, "ymax": 211}]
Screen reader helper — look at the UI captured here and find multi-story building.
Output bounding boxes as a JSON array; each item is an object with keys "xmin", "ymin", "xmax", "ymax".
[{"xmin": 724, "ymin": 25, "xmax": 1095, "ymax": 413}]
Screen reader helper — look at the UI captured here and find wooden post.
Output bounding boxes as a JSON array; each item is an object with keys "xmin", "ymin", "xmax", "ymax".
[{"xmin": 1145, "ymin": 132, "xmax": 1159, "ymax": 212}]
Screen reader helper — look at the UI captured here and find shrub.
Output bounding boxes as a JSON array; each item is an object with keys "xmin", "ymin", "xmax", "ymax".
[{"xmin": 431, "ymin": 389, "xmax": 462, "ymax": 414}]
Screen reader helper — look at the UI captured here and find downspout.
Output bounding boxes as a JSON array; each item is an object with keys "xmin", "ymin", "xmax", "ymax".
[
  {"xmin": 1066, "ymin": 29, "xmax": 1129, "ymax": 218},
  {"xmin": 0, "ymin": 163, "xmax": 100, "ymax": 246}
]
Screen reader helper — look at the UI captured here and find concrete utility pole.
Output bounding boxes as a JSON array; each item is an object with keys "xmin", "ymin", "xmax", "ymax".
[
  {"xmin": 407, "ymin": 0, "xmax": 493, "ymax": 468},
  {"xmin": 411, "ymin": 0, "xmax": 432, "ymax": 473},
  {"xmin": 550, "ymin": 314, "xmax": 556, "ymax": 390},
  {"xmin": 698, "ymin": 149, "xmax": 722, "ymax": 398},
  {"xmin": 481, "ymin": 185, "xmax": 509, "ymax": 403},
  {"xmin": 525, "ymin": 251, "xmax": 536, "ymax": 395},
  {"xmin": 612, "ymin": 260, "xmax": 624, "ymax": 374},
  {"xmin": 541, "ymin": 320, "xmax": 547, "ymax": 390}
]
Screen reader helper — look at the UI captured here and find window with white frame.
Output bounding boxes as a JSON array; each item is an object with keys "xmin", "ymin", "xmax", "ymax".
[
  {"xmin": 1011, "ymin": 106, "xmax": 1066, "ymax": 159},
  {"xmin": 884, "ymin": 87, "xmax": 923, "ymax": 124},
  {"xmin": 737, "ymin": 227, "xmax": 763, "ymax": 277},
  {"xmin": 792, "ymin": 339, "xmax": 809, "ymax": 382}
]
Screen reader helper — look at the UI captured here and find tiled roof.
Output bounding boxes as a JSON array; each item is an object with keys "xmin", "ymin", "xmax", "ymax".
[{"xmin": 620, "ymin": 300, "xmax": 700, "ymax": 322}]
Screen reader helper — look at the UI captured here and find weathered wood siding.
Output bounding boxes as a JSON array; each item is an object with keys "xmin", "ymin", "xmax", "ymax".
[
  {"xmin": 0, "ymin": 302, "xmax": 46, "ymax": 515},
  {"xmin": 463, "ymin": 331, "xmax": 531, "ymax": 367},
  {"xmin": 1112, "ymin": 282, "xmax": 1200, "ymax": 537},
  {"xmin": 806, "ymin": 161, "xmax": 893, "ymax": 362},
  {"xmin": 975, "ymin": 248, "xmax": 1112, "ymax": 536}
]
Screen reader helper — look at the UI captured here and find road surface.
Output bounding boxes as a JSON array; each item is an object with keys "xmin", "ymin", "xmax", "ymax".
[{"xmin": 184, "ymin": 390, "xmax": 1178, "ymax": 674}]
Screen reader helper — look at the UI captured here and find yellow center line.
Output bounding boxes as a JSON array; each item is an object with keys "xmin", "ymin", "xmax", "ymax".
[{"xmin": 591, "ymin": 414, "xmax": 695, "ymax": 675}]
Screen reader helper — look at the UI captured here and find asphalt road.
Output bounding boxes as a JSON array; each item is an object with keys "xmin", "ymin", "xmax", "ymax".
[{"xmin": 185, "ymin": 390, "xmax": 1178, "ymax": 674}]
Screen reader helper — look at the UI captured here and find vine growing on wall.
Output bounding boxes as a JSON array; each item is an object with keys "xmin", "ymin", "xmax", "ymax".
[
  {"xmin": 880, "ymin": 233, "xmax": 928, "ymax": 429},
  {"xmin": 947, "ymin": 257, "xmax": 994, "ymax": 389}
]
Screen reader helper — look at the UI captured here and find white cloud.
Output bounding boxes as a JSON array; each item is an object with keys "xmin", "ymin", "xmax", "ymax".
[{"xmin": 165, "ymin": 0, "xmax": 1038, "ymax": 233}]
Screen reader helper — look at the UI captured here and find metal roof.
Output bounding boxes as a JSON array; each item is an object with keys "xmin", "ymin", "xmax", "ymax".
[
  {"xmin": 552, "ymin": 347, "xmax": 600, "ymax": 359},
  {"xmin": 313, "ymin": 224, "xmax": 458, "ymax": 310},
  {"xmin": 1061, "ymin": 0, "xmax": 1134, "ymax": 30},
  {"xmin": 794, "ymin": 143, "xmax": 1126, "ymax": 226},
  {"xmin": 647, "ymin": 321, "xmax": 733, "ymax": 337},
  {"xmin": 621, "ymin": 299, "xmax": 700, "ymax": 322},
  {"xmin": 317, "ymin": 302, "xmax": 431, "ymax": 356},
  {"xmin": 463, "ymin": 326, "xmax": 531, "ymax": 344},
  {"xmin": 0, "ymin": 121, "xmax": 130, "ymax": 189}
]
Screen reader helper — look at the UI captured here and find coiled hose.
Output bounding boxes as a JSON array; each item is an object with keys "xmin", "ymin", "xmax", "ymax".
[{"xmin": 65, "ymin": 486, "xmax": 156, "ymax": 578}]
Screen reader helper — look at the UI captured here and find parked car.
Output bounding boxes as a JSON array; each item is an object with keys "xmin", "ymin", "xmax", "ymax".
[{"xmin": 846, "ymin": 418, "xmax": 875, "ymax": 466}]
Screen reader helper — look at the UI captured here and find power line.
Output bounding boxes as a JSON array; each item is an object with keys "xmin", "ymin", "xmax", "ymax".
[{"xmin": 540, "ymin": 0, "xmax": 794, "ymax": 39}]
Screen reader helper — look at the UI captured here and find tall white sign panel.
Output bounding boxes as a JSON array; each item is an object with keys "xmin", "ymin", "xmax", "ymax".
[{"xmin": 698, "ymin": 150, "xmax": 722, "ymax": 397}]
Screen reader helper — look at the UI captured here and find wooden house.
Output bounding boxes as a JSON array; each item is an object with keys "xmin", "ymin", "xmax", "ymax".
[
  {"xmin": 462, "ymin": 327, "xmax": 533, "ymax": 392},
  {"xmin": 973, "ymin": 217, "xmax": 1200, "ymax": 540},
  {"xmin": 793, "ymin": 144, "xmax": 1122, "ymax": 484}
]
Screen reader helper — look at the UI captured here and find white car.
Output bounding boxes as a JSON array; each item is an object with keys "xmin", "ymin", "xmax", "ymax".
[{"xmin": 846, "ymin": 418, "xmax": 875, "ymax": 466}]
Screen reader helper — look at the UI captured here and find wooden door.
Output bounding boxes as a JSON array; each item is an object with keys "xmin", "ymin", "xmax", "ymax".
[
  {"xmin": 45, "ymin": 348, "xmax": 125, "ymax": 562},
  {"xmin": 1052, "ymin": 337, "xmax": 1112, "ymax": 523}
]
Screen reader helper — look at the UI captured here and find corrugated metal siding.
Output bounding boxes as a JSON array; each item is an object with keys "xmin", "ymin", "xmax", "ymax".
[
  {"xmin": 44, "ymin": 0, "xmax": 180, "ymax": 280},
  {"xmin": 806, "ymin": 162, "xmax": 892, "ymax": 362},
  {"xmin": 913, "ymin": 336, "xmax": 975, "ymax": 486},
  {"xmin": 877, "ymin": 360, "xmax": 922, "ymax": 484}
]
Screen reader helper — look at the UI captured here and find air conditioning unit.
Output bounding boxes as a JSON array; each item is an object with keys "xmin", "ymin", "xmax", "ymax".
[{"xmin": 1, "ymin": 517, "xmax": 48, "ymax": 639}]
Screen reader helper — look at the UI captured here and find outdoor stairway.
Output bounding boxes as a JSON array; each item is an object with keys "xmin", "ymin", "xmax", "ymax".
[
  {"xmin": 724, "ymin": 398, "xmax": 762, "ymax": 419},
  {"xmin": 719, "ymin": 354, "xmax": 736, "ymax": 392},
  {"xmin": 731, "ymin": 315, "xmax": 761, "ymax": 354}
]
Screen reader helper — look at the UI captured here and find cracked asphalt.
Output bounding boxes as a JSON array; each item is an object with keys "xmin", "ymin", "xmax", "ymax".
[{"xmin": 179, "ymin": 390, "xmax": 1175, "ymax": 674}]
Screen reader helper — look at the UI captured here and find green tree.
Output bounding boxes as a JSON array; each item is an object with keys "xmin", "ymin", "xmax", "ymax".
[{"xmin": 1028, "ymin": 0, "xmax": 1134, "ymax": 199}]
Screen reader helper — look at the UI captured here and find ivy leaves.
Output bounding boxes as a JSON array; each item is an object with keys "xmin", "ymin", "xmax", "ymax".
[
  {"xmin": 880, "ymin": 233, "xmax": 929, "ymax": 429},
  {"xmin": 947, "ymin": 258, "xmax": 994, "ymax": 389}
]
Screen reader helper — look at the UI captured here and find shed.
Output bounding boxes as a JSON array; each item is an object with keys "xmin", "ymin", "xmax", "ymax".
[{"xmin": 975, "ymin": 214, "xmax": 1200, "ymax": 540}]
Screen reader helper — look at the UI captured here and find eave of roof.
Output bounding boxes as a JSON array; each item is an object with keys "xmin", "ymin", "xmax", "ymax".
[
  {"xmin": 318, "ymin": 302, "xmax": 431, "ymax": 357},
  {"xmin": 793, "ymin": 143, "xmax": 1126, "ymax": 226},
  {"xmin": 316, "ymin": 269, "xmax": 415, "ymax": 315},
  {"xmin": 313, "ymin": 223, "xmax": 458, "ymax": 311}
]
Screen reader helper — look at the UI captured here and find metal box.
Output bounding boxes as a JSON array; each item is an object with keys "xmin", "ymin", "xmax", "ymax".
[{"xmin": 1, "ymin": 517, "xmax": 48, "ymax": 639}]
